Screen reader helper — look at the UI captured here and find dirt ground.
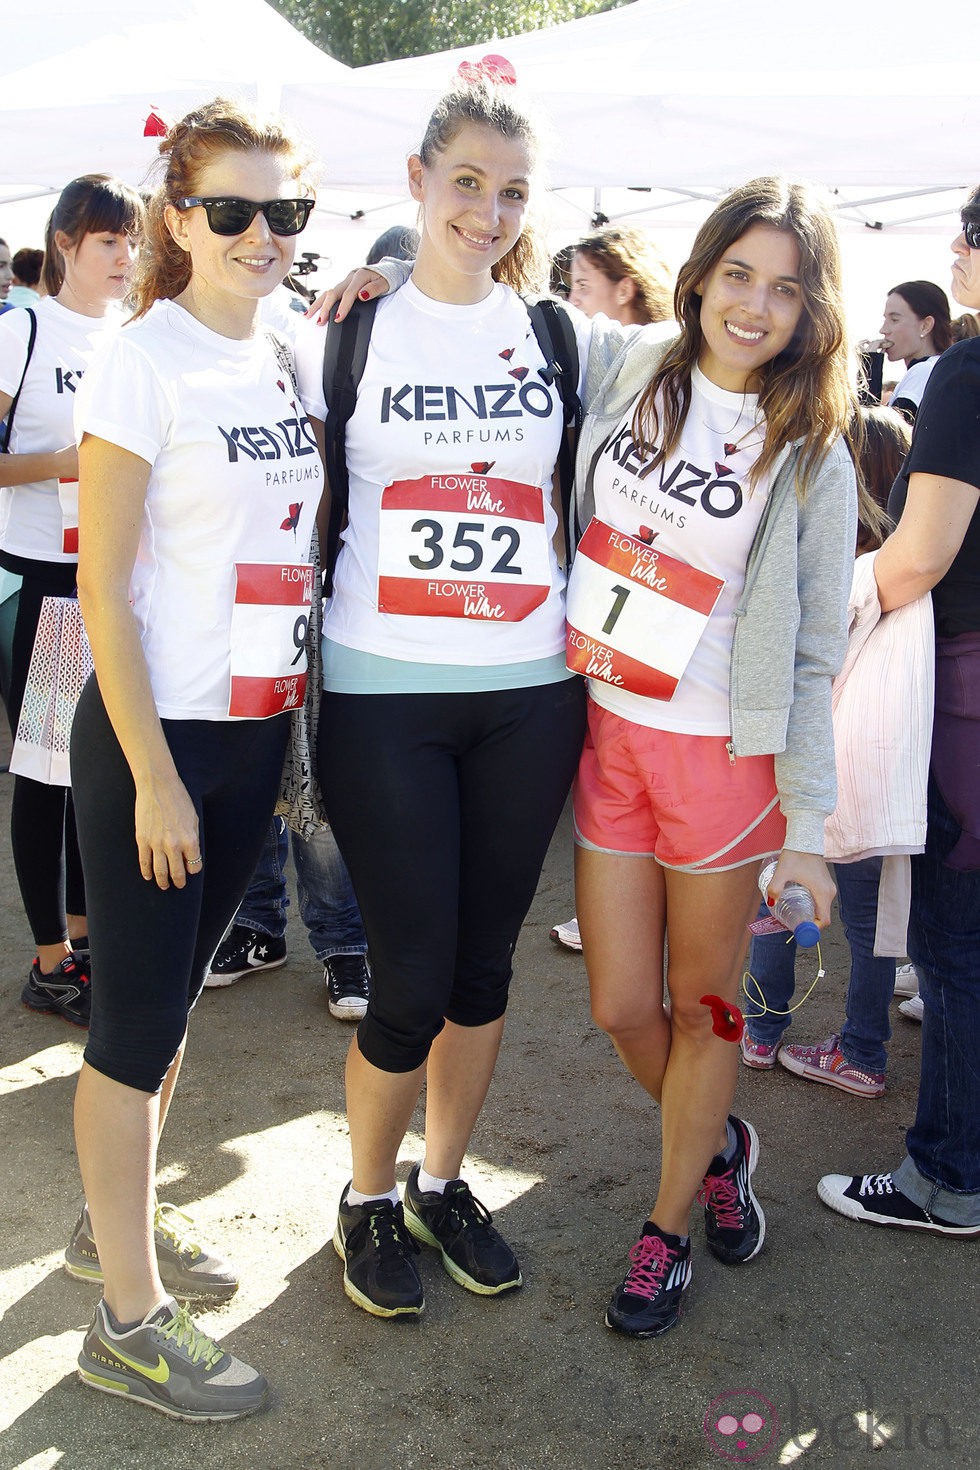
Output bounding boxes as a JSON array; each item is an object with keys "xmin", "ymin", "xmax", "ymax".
[{"xmin": 0, "ymin": 767, "xmax": 976, "ymax": 1469}]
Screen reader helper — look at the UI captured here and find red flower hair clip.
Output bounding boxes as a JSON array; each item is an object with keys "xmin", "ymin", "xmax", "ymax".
[
  {"xmin": 143, "ymin": 107, "xmax": 171, "ymax": 138},
  {"xmin": 700, "ymin": 994, "xmax": 745, "ymax": 1043},
  {"xmin": 457, "ymin": 54, "xmax": 518, "ymax": 87}
]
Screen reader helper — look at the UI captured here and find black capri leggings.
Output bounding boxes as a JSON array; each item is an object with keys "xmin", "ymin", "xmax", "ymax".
[
  {"xmin": 318, "ymin": 678, "xmax": 586, "ymax": 1073},
  {"xmin": 70, "ymin": 676, "xmax": 289, "ymax": 1093},
  {"xmin": 0, "ymin": 561, "xmax": 86, "ymax": 945}
]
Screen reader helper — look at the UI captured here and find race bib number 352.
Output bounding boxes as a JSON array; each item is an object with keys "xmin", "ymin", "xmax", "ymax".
[
  {"xmin": 229, "ymin": 562, "xmax": 314, "ymax": 718},
  {"xmin": 565, "ymin": 519, "xmax": 724, "ymax": 700},
  {"xmin": 377, "ymin": 473, "xmax": 552, "ymax": 621}
]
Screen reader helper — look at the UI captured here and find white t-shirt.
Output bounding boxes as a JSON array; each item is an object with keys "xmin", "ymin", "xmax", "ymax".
[
  {"xmin": 294, "ymin": 280, "xmax": 583, "ymax": 667},
  {"xmin": 0, "ymin": 296, "xmax": 121, "ymax": 562},
  {"xmin": 579, "ymin": 365, "xmax": 772, "ymax": 733},
  {"xmin": 74, "ymin": 300, "xmax": 321, "ymax": 720},
  {"xmin": 891, "ymin": 356, "xmax": 939, "ymax": 415}
]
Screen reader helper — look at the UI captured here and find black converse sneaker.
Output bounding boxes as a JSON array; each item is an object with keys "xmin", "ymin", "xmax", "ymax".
[
  {"xmin": 605, "ymin": 1222, "xmax": 692, "ymax": 1337},
  {"xmin": 817, "ymin": 1172, "xmax": 980, "ymax": 1237},
  {"xmin": 22, "ymin": 954, "xmax": 91, "ymax": 1027},
  {"xmin": 403, "ymin": 1164, "xmax": 522, "ymax": 1295},
  {"xmin": 205, "ymin": 925, "xmax": 287, "ymax": 988},
  {"xmin": 333, "ymin": 1184, "xmax": 424, "ymax": 1318},
  {"xmin": 698, "ymin": 1115, "xmax": 766, "ymax": 1265},
  {"xmin": 323, "ymin": 954, "xmax": 370, "ymax": 1020}
]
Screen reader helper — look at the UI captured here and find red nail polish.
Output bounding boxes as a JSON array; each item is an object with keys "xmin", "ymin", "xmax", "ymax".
[{"xmin": 358, "ymin": 289, "xmax": 370, "ymax": 300}]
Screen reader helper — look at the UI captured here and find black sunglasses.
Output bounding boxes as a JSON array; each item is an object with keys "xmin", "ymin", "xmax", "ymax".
[
  {"xmin": 177, "ymin": 196, "xmax": 314, "ymax": 237},
  {"xmin": 961, "ymin": 216, "xmax": 980, "ymax": 250}
]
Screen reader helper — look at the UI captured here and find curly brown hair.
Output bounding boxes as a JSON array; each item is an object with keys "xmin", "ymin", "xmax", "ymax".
[
  {"xmin": 131, "ymin": 97, "xmax": 315, "ymax": 319},
  {"xmin": 572, "ymin": 224, "xmax": 673, "ymax": 324}
]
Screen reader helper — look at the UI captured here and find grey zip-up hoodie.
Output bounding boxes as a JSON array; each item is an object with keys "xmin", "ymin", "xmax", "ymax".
[{"xmin": 577, "ymin": 320, "xmax": 857, "ymax": 855}]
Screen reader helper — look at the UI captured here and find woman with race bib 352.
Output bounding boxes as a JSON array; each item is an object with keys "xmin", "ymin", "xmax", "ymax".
[{"xmin": 293, "ymin": 73, "xmax": 588, "ymax": 1322}]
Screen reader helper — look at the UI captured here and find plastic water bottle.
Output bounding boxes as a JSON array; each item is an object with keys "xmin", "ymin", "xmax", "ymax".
[{"xmin": 758, "ymin": 860, "xmax": 819, "ymax": 949}]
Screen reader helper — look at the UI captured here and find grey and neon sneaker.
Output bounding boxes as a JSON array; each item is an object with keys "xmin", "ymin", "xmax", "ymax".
[
  {"xmin": 77, "ymin": 1297, "xmax": 267, "ymax": 1421},
  {"xmin": 65, "ymin": 1202, "xmax": 239, "ymax": 1302}
]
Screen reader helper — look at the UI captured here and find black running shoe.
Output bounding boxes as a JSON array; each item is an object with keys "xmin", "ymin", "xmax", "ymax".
[
  {"xmin": 22, "ymin": 954, "xmax": 91, "ymax": 1027},
  {"xmin": 605, "ymin": 1222, "xmax": 692, "ymax": 1338},
  {"xmin": 698, "ymin": 1115, "xmax": 766, "ymax": 1265},
  {"xmin": 403, "ymin": 1164, "xmax": 522, "ymax": 1295},
  {"xmin": 817, "ymin": 1172, "xmax": 980, "ymax": 1237},
  {"xmin": 324, "ymin": 953, "xmax": 370, "ymax": 1021},
  {"xmin": 333, "ymin": 1185, "xmax": 424, "ymax": 1318},
  {"xmin": 205, "ymin": 925, "xmax": 287, "ymax": 988}
]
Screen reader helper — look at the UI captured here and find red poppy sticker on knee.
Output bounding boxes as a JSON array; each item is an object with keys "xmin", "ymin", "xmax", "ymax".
[{"xmin": 701, "ymin": 994, "xmax": 745, "ymax": 1042}]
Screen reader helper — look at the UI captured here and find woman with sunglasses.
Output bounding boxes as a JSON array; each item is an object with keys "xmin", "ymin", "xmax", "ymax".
[
  {"xmin": 0, "ymin": 175, "xmax": 142, "ymax": 1029},
  {"xmin": 68, "ymin": 98, "xmax": 319, "ymax": 1420},
  {"xmin": 819, "ymin": 194, "xmax": 980, "ymax": 1241}
]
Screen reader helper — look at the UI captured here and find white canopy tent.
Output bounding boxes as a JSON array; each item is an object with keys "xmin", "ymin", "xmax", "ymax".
[
  {"xmin": 0, "ymin": 0, "xmax": 353, "ymax": 205},
  {"xmin": 287, "ymin": 0, "xmax": 972, "ymax": 213},
  {"xmin": 0, "ymin": 0, "xmax": 970, "ymax": 325}
]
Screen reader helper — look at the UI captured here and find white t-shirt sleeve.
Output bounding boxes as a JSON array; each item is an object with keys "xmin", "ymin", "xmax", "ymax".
[
  {"xmin": 74, "ymin": 334, "xmax": 174, "ymax": 466},
  {"xmin": 0, "ymin": 308, "xmax": 35, "ymax": 397},
  {"xmin": 293, "ymin": 316, "xmax": 328, "ymax": 421}
]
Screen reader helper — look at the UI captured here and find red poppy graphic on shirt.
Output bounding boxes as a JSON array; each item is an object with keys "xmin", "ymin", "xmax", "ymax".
[
  {"xmin": 280, "ymin": 503, "xmax": 303, "ymax": 534},
  {"xmin": 471, "ymin": 462, "xmax": 496, "ymax": 475},
  {"xmin": 499, "ymin": 347, "xmax": 515, "ymax": 361},
  {"xmin": 700, "ymin": 995, "xmax": 745, "ymax": 1043},
  {"xmin": 508, "ymin": 366, "xmax": 529, "ymax": 381}
]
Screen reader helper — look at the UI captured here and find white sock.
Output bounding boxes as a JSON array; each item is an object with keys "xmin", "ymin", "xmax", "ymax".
[
  {"xmin": 346, "ymin": 1184, "xmax": 399, "ymax": 1209},
  {"xmin": 417, "ymin": 1167, "xmax": 454, "ymax": 1195}
]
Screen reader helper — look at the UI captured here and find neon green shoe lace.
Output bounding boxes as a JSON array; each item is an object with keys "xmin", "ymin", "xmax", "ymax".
[
  {"xmin": 154, "ymin": 1201, "xmax": 203, "ymax": 1262},
  {"xmin": 157, "ymin": 1303, "xmax": 224, "ymax": 1369}
]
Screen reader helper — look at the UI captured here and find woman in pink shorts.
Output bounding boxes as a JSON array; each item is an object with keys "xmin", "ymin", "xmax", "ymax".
[{"xmin": 566, "ymin": 178, "xmax": 857, "ymax": 1336}]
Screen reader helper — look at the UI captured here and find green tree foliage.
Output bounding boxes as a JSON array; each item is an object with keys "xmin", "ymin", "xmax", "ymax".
[{"xmin": 271, "ymin": 0, "xmax": 633, "ymax": 69}]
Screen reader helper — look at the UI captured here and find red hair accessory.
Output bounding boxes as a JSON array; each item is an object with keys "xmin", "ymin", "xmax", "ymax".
[
  {"xmin": 457, "ymin": 54, "xmax": 518, "ymax": 87},
  {"xmin": 143, "ymin": 107, "xmax": 171, "ymax": 138},
  {"xmin": 700, "ymin": 995, "xmax": 745, "ymax": 1043}
]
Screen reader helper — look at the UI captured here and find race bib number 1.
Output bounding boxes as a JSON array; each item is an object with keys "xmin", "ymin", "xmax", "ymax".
[
  {"xmin": 565, "ymin": 518, "xmax": 724, "ymax": 700},
  {"xmin": 229, "ymin": 562, "xmax": 314, "ymax": 718},
  {"xmin": 377, "ymin": 473, "xmax": 552, "ymax": 621}
]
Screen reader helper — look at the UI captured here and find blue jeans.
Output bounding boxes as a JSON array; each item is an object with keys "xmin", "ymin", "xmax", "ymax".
[
  {"xmin": 894, "ymin": 776, "xmax": 980, "ymax": 1223},
  {"xmin": 744, "ymin": 857, "xmax": 895, "ymax": 1072},
  {"xmin": 236, "ymin": 816, "xmax": 366, "ymax": 960}
]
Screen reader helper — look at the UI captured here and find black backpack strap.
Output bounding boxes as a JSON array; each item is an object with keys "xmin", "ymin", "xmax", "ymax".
[
  {"xmin": 1, "ymin": 308, "xmax": 38, "ymax": 454},
  {"xmin": 526, "ymin": 297, "xmax": 581, "ymax": 566},
  {"xmin": 320, "ymin": 297, "xmax": 378, "ymax": 595}
]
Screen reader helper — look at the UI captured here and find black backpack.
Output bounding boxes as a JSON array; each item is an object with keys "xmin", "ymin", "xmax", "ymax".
[{"xmin": 319, "ymin": 295, "xmax": 581, "ymax": 596}]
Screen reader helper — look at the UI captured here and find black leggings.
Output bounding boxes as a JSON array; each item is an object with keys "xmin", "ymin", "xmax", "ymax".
[
  {"xmin": 0, "ymin": 562, "xmax": 85, "ymax": 946},
  {"xmin": 318, "ymin": 678, "xmax": 586, "ymax": 1073},
  {"xmin": 70, "ymin": 677, "xmax": 289, "ymax": 1093}
]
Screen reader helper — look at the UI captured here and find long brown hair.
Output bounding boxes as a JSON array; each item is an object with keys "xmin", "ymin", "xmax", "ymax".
[
  {"xmin": 131, "ymin": 97, "xmax": 314, "ymax": 319},
  {"xmin": 633, "ymin": 177, "xmax": 856, "ymax": 496},
  {"xmin": 42, "ymin": 175, "xmax": 144, "ymax": 297},
  {"xmin": 417, "ymin": 78, "xmax": 548, "ymax": 294}
]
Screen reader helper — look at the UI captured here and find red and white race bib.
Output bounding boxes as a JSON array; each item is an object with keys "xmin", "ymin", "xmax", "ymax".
[
  {"xmin": 376, "ymin": 473, "xmax": 552, "ymax": 621},
  {"xmin": 565, "ymin": 518, "xmax": 724, "ymax": 700},
  {"xmin": 229, "ymin": 562, "xmax": 314, "ymax": 718},
  {"xmin": 58, "ymin": 478, "xmax": 78, "ymax": 555}
]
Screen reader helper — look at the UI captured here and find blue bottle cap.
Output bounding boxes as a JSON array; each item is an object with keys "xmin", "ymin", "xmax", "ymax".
[{"xmin": 794, "ymin": 920, "xmax": 820, "ymax": 949}]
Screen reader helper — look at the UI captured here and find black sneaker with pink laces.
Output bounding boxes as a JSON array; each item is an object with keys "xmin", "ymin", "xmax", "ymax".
[
  {"xmin": 604, "ymin": 1222, "xmax": 692, "ymax": 1338},
  {"xmin": 698, "ymin": 1115, "xmax": 766, "ymax": 1265}
]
